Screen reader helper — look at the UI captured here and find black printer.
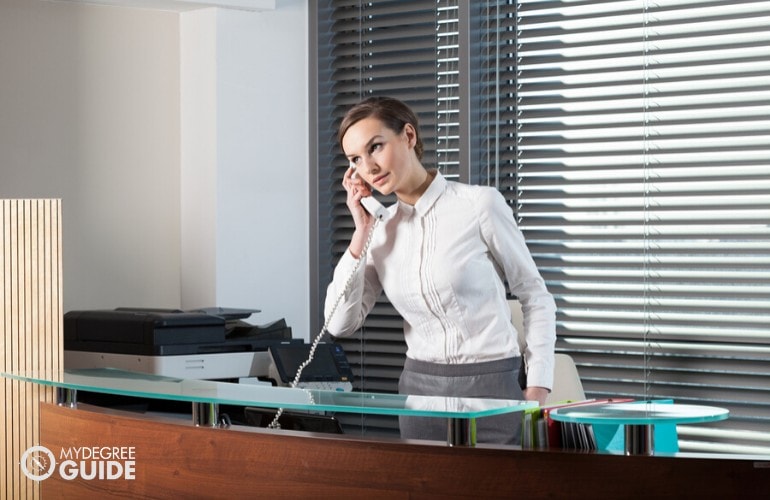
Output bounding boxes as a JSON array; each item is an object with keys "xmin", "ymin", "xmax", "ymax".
[{"xmin": 63, "ymin": 307, "xmax": 299, "ymax": 380}]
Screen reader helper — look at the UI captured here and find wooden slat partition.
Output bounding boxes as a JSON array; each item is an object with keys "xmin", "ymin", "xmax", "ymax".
[{"xmin": 1, "ymin": 199, "xmax": 63, "ymax": 500}]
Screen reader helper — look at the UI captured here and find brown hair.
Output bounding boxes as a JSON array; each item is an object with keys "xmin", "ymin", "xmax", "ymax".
[{"xmin": 338, "ymin": 96, "xmax": 424, "ymax": 160}]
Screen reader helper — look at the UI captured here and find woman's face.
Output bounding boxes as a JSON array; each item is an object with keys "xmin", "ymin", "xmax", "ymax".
[{"xmin": 342, "ymin": 116, "xmax": 417, "ymax": 196}]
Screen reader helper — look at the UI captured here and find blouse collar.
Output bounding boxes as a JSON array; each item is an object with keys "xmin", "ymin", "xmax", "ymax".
[{"xmin": 398, "ymin": 169, "xmax": 446, "ymax": 218}]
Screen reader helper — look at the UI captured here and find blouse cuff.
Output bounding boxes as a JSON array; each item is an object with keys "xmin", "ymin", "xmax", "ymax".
[{"xmin": 524, "ymin": 359, "xmax": 554, "ymax": 392}]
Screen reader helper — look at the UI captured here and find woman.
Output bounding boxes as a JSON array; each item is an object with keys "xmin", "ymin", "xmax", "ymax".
[{"xmin": 324, "ymin": 96, "xmax": 556, "ymax": 444}]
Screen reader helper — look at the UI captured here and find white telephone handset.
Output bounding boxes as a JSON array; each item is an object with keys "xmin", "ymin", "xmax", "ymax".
[
  {"xmin": 351, "ymin": 169, "xmax": 390, "ymax": 220},
  {"xmin": 360, "ymin": 196, "xmax": 389, "ymax": 221}
]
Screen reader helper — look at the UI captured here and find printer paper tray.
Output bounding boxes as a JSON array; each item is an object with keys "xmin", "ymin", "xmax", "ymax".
[{"xmin": 64, "ymin": 350, "xmax": 273, "ymax": 380}]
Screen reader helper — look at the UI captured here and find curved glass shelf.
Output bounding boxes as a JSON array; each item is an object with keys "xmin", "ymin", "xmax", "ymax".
[
  {"xmin": 1, "ymin": 368, "xmax": 536, "ymax": 419},
  {"xmin": 549, "ymin": 402, "xmax": 729, "ymax": 426}
]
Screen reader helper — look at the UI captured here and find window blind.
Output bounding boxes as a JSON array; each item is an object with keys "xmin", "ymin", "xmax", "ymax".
[
  {"xmin": 513, "ymin": 0, "xmax": 770, "ymax": 454},
  {"xmin": 313, "ymin": 0, "xmax": 770, "ymax": 451},
  {"xmin": 314, "ymin": 0, "xmax": 461, "ymax": 435}
]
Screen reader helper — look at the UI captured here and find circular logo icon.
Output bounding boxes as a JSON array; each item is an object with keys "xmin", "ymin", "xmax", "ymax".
[{"xmin": 20, "ymin": 446, "xmax": 56, "ymax": 482}]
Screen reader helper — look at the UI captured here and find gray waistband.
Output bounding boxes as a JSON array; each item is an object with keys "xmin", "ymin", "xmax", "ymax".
[{"xmin": 403, "ymin": 357, "xmax": 520, "ymax": 377}]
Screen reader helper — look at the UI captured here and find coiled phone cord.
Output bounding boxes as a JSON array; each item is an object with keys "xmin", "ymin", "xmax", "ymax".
[{"xmin": 268, "ymin": 216, "xmax": 381, "ymax": 429}]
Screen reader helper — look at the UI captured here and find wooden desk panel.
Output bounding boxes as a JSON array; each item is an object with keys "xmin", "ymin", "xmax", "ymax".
[{"xmin": 40, "ymin": 403, "xmax": 768, "ymax": 499}]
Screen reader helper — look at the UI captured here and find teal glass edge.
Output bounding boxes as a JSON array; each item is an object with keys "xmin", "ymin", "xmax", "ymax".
[
  {"xmin": 549, "ymin": 403, "xmax": 729, "ymax": 426},
  {"xmin": 1, "ymin": 368, "xmax": 537, "ymax": 419}
]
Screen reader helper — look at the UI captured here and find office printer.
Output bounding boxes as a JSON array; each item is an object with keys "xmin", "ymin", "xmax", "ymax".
[{"xmin": 64, "ymin": 307, "xmax": 300, "ymax": 380}]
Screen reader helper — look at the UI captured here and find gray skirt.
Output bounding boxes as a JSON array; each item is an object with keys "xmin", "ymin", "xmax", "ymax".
[{"xmin": 398, "ymin": 357, "xmax": 524, "ymax": 445}]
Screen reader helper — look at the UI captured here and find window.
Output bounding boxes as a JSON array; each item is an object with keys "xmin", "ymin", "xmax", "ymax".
[
  {"xmin": 513, "ymin": 0, "xmax": 770, "ymax": 454},
  {"xmin": 312, "ymin": 0, "xmax": 770, "ymax": 451}
]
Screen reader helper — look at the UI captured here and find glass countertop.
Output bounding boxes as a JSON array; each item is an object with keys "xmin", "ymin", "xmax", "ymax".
[
  {"xmin": 549, "ymin": 402, "xmax": 729, "ymax": 426},
  {"xmin": 1, "ymin": 368, "xmax": 537, "ymax": 419}
]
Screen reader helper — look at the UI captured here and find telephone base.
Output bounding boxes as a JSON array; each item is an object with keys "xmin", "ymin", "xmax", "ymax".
[{"xmin": 296, "ymin": 381, "xmax": 353, "ymax": 392}]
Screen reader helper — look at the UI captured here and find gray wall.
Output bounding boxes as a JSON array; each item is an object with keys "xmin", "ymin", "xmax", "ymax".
[{"xmin": 0, "ymin": 0, "xmax": 310, "ymax": 337}]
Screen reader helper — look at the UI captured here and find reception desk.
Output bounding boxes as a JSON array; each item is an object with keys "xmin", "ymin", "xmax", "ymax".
[{"xmin": 5, "ymin": 369, "xmax": 770, "ymax": 498}]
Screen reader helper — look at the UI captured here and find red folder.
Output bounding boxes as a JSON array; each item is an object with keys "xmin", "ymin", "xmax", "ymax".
[{"xmin": 541, "ymin": 398, "xmax": 634, "ymax": 449}]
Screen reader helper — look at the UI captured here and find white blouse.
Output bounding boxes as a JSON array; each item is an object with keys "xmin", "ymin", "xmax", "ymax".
[{"xmin": 324, "ymin": 171, "xmax": 557, "ymax": 390}]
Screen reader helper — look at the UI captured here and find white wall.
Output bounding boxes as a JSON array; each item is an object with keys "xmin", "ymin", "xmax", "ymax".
[
  {"xmin": 180, "ymin": 3, "xmax": 310, "ymax": 336},
  {"xmin": 0, "ymin": 0, "xmax": 310, "ymax": 337},
  {"xmin": 180, "ymin": 9, "xmax": 218, "ymax": 311}
]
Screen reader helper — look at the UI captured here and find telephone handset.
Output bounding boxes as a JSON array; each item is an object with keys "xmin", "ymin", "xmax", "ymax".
[
  {"xmin": 360, "ymin": 196, "xmax": 389, "ymax": 220},
  {"xmin": 352, "ymin": 169, "xmax": 390, "ymax": 221}
]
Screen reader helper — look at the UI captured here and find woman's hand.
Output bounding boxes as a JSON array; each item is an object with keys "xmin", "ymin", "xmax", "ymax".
[
  {"xmin": 343, "ymin": 167, "xmax": 374, "ymax": 226},
  {"xmin": 343, "ymin": 167, "xmax": 376, "ymax": 258},
  {"xmin": 523, "ymin": 386, "xmax": 549, "ymax": 406}
]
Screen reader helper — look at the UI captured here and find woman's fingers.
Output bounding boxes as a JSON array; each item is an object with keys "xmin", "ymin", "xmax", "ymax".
[{"xmin": 343, "ymin": 167, "xmax": 372, "ymax": 198}]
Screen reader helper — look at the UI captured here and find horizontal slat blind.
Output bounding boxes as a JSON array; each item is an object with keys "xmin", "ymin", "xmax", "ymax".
[
  {"xmin": 318, "ymin": 0, "xmax": 460, "ymax": 435},
  {"xmin": 477, "ymin": 3, "xmax": 519, "ymax": 193},
  {"xmin": 515, "ymin": 0, "xmax": 770, "ymax": 453}
]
